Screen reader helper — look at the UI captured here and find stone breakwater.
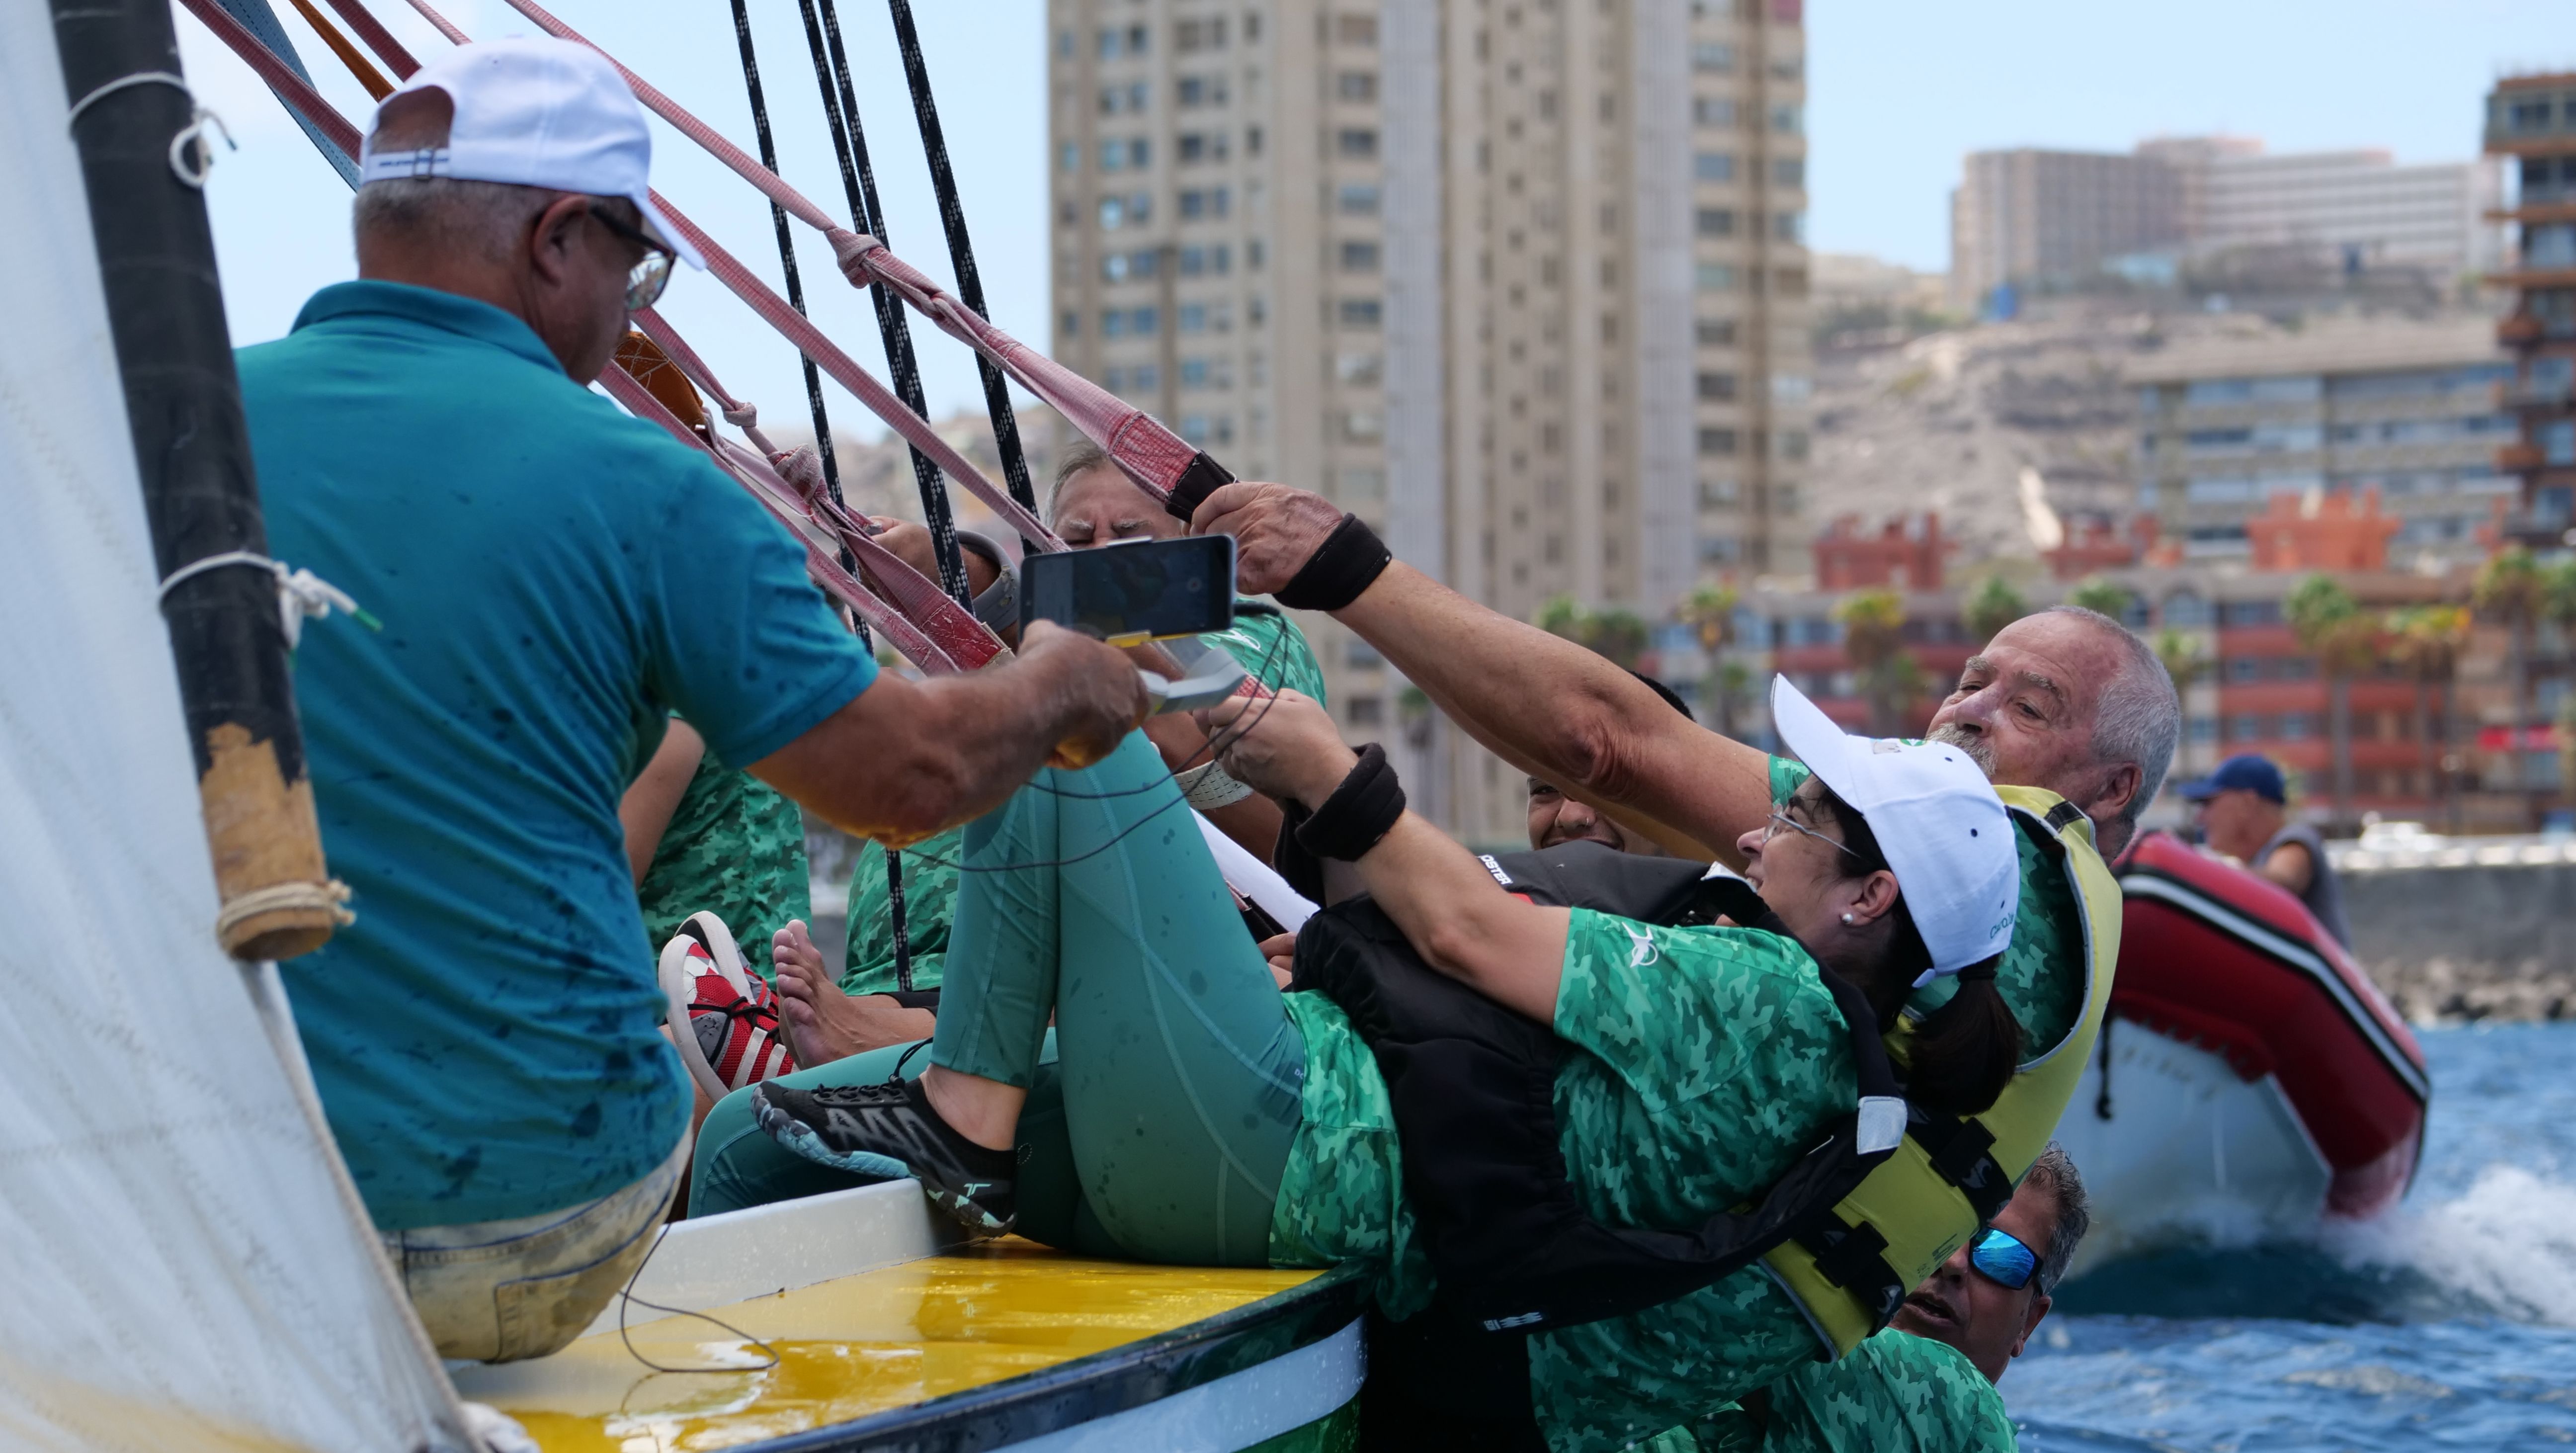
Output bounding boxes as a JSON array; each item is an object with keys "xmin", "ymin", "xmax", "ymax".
[{"xmin": 2332, "ymin": 844, "xmax": 2576, "ymax": 1023}]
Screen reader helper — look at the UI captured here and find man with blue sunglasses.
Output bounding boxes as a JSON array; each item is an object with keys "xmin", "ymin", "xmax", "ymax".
[{"xmin": 1659, "ymin": 1145, "xmax": 2090, "ymax": 1451}]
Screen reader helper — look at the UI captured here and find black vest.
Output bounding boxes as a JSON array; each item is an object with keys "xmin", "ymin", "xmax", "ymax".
[{"xmin": 1286, "ymin": 841, "xmax": 1903, "ymax": 1445}]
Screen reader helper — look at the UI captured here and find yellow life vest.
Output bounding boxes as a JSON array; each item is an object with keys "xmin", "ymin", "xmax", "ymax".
[{"xmin": 1759, "ymin": 784, "xmax": 2122, "ymax": 1357}]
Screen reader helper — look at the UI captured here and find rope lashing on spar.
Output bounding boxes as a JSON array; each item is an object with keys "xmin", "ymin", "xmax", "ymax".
[
  {"xmin": 65, "ymin": 71, "xmax": 236, "ymax": 188},
  {"xmin": 158, "ymin": 549, "xmax": 381, "ymax": 650}
]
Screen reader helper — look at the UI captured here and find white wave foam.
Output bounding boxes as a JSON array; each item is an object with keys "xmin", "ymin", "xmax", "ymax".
[{"xmin": 2325, "ymin": 1165, "xmax": 2576, "ymax": 1325}]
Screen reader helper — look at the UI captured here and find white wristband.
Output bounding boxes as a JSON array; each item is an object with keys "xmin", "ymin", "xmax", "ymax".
[{"xmin": 1174, "ymin": 760, "xmax": 1256, "ymax": 809}]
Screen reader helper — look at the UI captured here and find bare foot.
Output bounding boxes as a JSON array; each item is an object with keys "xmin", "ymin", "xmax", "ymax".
[{"xmin": 771, "ymin": 919, "xmax": 937, "ymax": 1067}]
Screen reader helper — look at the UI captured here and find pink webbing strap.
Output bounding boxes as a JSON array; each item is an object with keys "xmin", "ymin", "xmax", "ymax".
[
  {"xmin": 709, "ymin": 433, "xmax": 1008, "ymax": 672},
  {"xmin": 831, "ymin": 236, "xmax": 1203, "ymax": 506},
  {"xmin": 639, "ymin": 195, "xmax": 1062, "ymax": 550},
  {"xmin": 595, "ymin": 366, "xmax": 963, "ymax": 674},
  {"xmin": 185, "ymin": 0, "xmax": 1004, "ymax": 676},
  {"xmin": 459, "ymin": 0, "xmax": 1225, "ymax": 514},
  {"xmin": 318, "ymin": 0, "xmax": 421, "ymax": 76},
  {"xmin": 176, "ymin": 0, "xmax": 364, "ymax": 156},
  {"xmin": 631, "ymin": 306, "xmax": 771, "ymax": 445}
]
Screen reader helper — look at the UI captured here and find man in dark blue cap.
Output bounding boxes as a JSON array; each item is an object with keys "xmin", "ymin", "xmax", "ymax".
[{"xmin": 2180, "ymin": 754, "xmax": 2350, "ymax": 946}]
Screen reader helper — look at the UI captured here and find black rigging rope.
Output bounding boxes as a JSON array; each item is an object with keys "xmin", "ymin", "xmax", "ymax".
[
  {"xmin": 728, "ymin": 0, "xmax": 868, "ymax": 648},
  {"xmin": 795, "ymin": 0, "xmax": 973, "ymax": 609},
  {"xmin": 886, "ymin": 0, "xmax": 1039, "ymax": 520}
]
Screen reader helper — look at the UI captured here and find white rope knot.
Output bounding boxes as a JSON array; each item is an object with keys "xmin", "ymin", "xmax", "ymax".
[
  {"xmin": 721, "ymin": 401, "xmax": 759, "ymax": 428},
  {"xmin": 215, "ymin": 878, "xmax": 355, "ymax": 943},
  {"xmin": 64, "ymin": 71, "xmax": 235, "ymax": 188},
  {"xmin": 160, "ymin": 550, "xmax": 373, "ymax": 650}
]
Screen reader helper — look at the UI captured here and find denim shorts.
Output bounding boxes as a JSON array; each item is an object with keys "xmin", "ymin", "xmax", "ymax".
[{"xmin": 379, "ymin": 1134, "xmax": 688, "ymax": 1363}]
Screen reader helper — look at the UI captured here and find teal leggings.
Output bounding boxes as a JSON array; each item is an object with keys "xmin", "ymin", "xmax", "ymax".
[{"xmin": 694, "ymin": 733, "xmax": 1304, "ymax": 1267}]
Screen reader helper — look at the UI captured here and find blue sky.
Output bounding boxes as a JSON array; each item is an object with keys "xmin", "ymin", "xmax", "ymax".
[
  {"xmin": 1807, "ymin": 0, "xmax": 2574, "ymax": 271},
  {"xmin": 177, "ymin": 0, "xmax": 2571, "ymax": 430}
]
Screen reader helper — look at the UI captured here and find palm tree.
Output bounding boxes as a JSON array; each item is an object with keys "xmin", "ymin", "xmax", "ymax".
[
  {"xmin": 1702, "ymin": 658, "xmax": 1755, "ymax": 739},
  {"xmin": 1678, "ymin": 583, "xmax": 1745, "ymax": 735},
  {"xmin": 2286, "ymin": 574, "xmax": 2380, "ymax": 828},
  {"xmin": 2386, "ymin": 604, "xmax": 2471, "ymax": 828},
  {"xmin": 1834, "ymin": 588, "xmax": 1914, "ymax": 734},
  {"xmin": 2474, "ymin": 547, "xmax": 2546, "ymax": 812},
  {"xmin": 2151, "ymin": 626, "xmax": 2210, "ymax": 777},
  {"xmin": 1678, "ymin": 582, "xmax": 1741, "ymax": 656},
  {"xmin": 1964, "ymin": 575, "xmax": 2028, "ymax": 646},
  {"xmin": 1537, "ymin": 594, "xmax": 1649, "ymax": 669},
  {"xmin": 2067, "ymin": 575, "xmax": 2135, "ymax": 622}
]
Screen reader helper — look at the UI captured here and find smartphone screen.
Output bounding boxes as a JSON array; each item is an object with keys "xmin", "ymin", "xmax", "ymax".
[{"xmin": 1020, "ymin": 535, "xmax": 1237, "ymax": 645}]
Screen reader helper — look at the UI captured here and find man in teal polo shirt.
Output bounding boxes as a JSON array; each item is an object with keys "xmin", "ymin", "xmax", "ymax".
[{"xmin": 238, "ymin": 38, "xmax": 1141, "ymax": 1362}]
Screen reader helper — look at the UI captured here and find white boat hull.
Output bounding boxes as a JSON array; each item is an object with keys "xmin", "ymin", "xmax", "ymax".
[{"xmin": 2051, "ymin": 1025, "xmax": 2333, "ymax": 1278}]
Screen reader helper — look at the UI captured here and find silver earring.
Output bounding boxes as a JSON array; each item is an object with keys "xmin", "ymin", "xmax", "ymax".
[{"xmin": 1840, "ymin": 912, "xmax": 1854, "ymax": 925}]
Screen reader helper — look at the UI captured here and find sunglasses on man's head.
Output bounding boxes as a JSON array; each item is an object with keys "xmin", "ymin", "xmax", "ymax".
[{"xmin": 1968, "ymin": 1226, "xmax": 2042, "ymax": 1291}]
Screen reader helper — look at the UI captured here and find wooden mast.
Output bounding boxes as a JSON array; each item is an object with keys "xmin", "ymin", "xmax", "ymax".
[{"xmin": 51, "ymin": 0, "xmax": 344, "ymax": 961}]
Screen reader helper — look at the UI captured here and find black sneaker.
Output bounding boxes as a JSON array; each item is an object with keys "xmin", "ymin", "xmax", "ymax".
[{"xmin": 752, "ymin": 1076, "xmax": 1018, "ymax": 1235}]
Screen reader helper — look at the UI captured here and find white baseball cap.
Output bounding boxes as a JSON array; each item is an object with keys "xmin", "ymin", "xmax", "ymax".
[
  {"xmin": 1769, "ymin": 675, "xmax": 2017, "ymax": 984},
  {"xmin": 357, "ymin": 36, "xmax": 704, "ymax": 270}
]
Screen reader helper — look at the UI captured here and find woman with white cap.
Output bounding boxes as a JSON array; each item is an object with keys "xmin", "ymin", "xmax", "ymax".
[{"xmin": 751, "ymin": 677, "xmax": 2040, "ymax": 1449}]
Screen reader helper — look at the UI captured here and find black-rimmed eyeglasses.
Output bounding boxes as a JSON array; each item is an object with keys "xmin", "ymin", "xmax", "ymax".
[{"xmin": 587, "ymin": 203, "xmax": 674, "ymax": 311}]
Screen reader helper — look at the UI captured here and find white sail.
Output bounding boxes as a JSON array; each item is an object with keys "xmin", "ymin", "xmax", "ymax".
[{"xmin": 0, "ymin": 9, "xmax": 468, "ymax": 1450}]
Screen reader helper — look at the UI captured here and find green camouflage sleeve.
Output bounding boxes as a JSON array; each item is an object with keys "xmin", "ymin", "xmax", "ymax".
[
  {"xmin": 1203, "ymin": 603, "xmax": 1328, "ymax": 704},
  {"xmin": 637, "ymin": 757, "xmax": 811, "ymax": 982},
  {"xmin": 1755, "ymin": 1330, "xmax": 2017, "ymax": 1453},
  {"xmin": 840, "ymin": 827, "xmax": 961, "ymax": 997}
]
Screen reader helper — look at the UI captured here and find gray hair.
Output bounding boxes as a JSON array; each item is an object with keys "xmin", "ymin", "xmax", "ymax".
[
  {"xmin": 1045, "ymin": 437, "xmax": 1115, "ymax": 524},
  {"xmin": 2043, "ymin": 604, "xmax": 2179, "ymax": 837},
  {"xmin": 2023, "ymin": 1142, "xmax": 2091, "ymax": 1293},
  {"xmin": 351, "ymin": 175, "xmax": 552, "ymax": 266}
]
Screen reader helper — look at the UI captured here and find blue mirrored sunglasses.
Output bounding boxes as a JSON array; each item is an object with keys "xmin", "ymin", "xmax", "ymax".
[{"xmin": 1968, "ymin": 1226, "xmax": 2040, "ymax": 1291}]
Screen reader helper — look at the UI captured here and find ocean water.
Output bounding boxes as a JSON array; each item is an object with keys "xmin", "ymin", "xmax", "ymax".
[{"xmin": 2008, "ymin": 1022, "xmax": 2576, "ymax": 1451}]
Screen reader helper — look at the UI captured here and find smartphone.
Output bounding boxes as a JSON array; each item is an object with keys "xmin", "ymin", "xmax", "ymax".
[{"xmin": 1020, "ymin": 535, "xmax": 1237, "ymax": 646}]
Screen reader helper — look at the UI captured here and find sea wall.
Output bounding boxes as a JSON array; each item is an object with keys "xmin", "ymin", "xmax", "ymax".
[{"xmin": 2340, "ymin": 853, "xmax": 2576, "ymax": 1022}]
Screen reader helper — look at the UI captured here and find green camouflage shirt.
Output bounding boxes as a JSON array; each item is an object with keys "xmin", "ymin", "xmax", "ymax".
[
  {"xmin": 1264, "ymin": 909, "xmax": 1865, "ymax": 1449},
  {"xmin": 1521, "ymin": 912, "xmax": 1866, "ymax": 1450},
  {"xmin": 842, "ymin": 604, "xmax": 1326, "ymax": 994},
  {"xmin": 841, "ymin": 829, "xmax": 960, "ymax": 996},
  {"xmin": 636, "ymin": 747, "xmax": 811, "ymax": 983},
  {"xmin": 1661, "ymin": 1331, "xmax": 2016, "ymax": 1453}
]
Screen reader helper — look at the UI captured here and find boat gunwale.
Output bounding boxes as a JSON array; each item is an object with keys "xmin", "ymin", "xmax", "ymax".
[{"xmin": 717, "ymin": 1260, "xmax": 1373, "ymax": 1453}]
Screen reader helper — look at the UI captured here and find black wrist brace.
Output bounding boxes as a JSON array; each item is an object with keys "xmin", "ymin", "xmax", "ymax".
[
  {"xmin": 1275, "ymin": 513, "xmax": 1393, "ymax": 612},
  {"xmin": 1162, "ymin": 450, "xmax": 1238, "ymax": 521},
  {"xmin": 1294, "ymin": 743, "xmax": 1406, "ymax": 861}
]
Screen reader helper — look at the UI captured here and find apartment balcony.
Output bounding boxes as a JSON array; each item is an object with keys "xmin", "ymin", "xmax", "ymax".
[
  {"xmin": 2500, "ymin": 378, "xmax": 2576, "ymax": 409},
  {"xmin": 2497, "ymin": 440, "xmax": 2546, "ymax": 473},
  {"xmin": 2500, "ymin": 313, "xmax": 2546, "ymax": 346}
]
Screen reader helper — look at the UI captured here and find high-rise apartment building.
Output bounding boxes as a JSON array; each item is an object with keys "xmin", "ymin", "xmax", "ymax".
[
  {"xmin": 1047, "ymin": 0, "xmax": 1808, "ymax": 843},
  {"xmin": 1951, "ymin": 138, "xmax": 2500, "ymax": 313},
  {"xmin": 1949, "ymin": 149, "xmax": 2184, "ymax": 313},
  {"xmin": 2131, "ymin": 321, "xmax": 2515, "ymax": 563},
  {"xmin": 2485, "ymin": 73, "xmax": 2576, "ymax": 539}
]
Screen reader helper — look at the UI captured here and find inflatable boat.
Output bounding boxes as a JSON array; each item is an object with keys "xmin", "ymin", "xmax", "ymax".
[
  {"xmin": 451, "ymin": 1182, "xmax": 1368, "ymax": 1453},
  {"xmin": 2052, "ymin": 832, "xmax": 2429, "ymax": 1271}
]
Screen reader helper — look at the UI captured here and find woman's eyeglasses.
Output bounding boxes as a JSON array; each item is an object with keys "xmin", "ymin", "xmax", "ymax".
[
  {"xmin": 1967, "ymin": 1226, "xmax": 2041, "ymax": 1291},
  {"xmin": 587, "ymin": 204, "xmax": 675, "ymax": 311},
  {"xmin": 1761, "ymin": 804, "xmax": 1864, "ymax": 861}
]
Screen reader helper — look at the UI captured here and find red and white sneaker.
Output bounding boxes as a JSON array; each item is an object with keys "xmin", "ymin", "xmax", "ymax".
[{"xmin": 659, "ymin": 911, "xmax": 796, "ymax": 1101}]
